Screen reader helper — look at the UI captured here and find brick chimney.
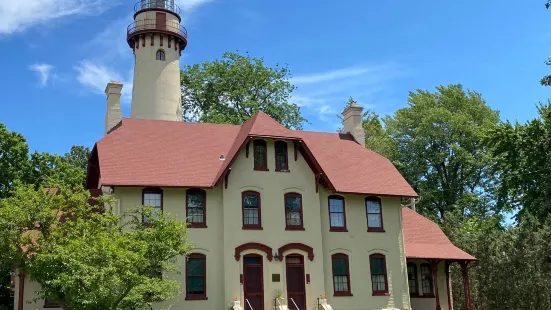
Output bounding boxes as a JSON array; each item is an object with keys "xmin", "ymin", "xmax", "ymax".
[
  {"xmin": 105, "ymin": 81, "xmax": 123, "ymax": 134},
  {"xmin": 342, "ymin": 98, "xmax": 365, "ymax": 147}
]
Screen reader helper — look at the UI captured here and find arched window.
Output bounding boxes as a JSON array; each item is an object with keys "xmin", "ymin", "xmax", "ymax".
[
  {"xmin": 328, "ymin": 195, "xmax": 347, "ymax": 231},
  {"xmin": 369, "ymin": 253, "xmax": 388, "ymax": 295},
  {"xmin": 186, "ymin": 253, "xmax": 207, "ymax": 300},
  {"xmin": 366, "ymin": 196, "xmax": 384, "ymax": 231},
  {"xmin": 421, "ymin": 263, "xmax": 434, "ymax": 296},
  {"xmin": 186, "ymin": 189, "xmax": 206, "ymax": 228},
  {"xmin": 242, "ymin": 191, "xmax": 261, "ymax": 229},
  {"xmin": 274, "ymin": 140, "xmax": 289, "ymax": 171},
  {"xmin": 331, "ymin": 253, "xmax": 351, "ymax": 296},
  {"xmin": 253, "ymin": 139, "xmax": 267, "ymax": 171},
  {"xmin": 142, "ymin": 187, "xmax": 163, "ymax": 222},
  {"xmin": 156, "ymin": 49, "xmax": 165, "ymax": 61},
  {"xmin": 407, "ymin": 262, "xmax": 419, "ymax": 296},
  {"xmin": 285, "ymin": 192, "xmax": 303, "ymax": 230}
]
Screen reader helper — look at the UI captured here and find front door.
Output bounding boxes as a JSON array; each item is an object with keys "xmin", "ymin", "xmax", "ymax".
[
  {"xmin": 156, "ymin": 12, "xmax": 166, "ymax": 30},
  {"xmin": 244, "ymin": 255, "xmax": 264, "ymax": 310},
  {"xmin": 286, "ymin": 255, "xmax": 306, "ymax": 310}
]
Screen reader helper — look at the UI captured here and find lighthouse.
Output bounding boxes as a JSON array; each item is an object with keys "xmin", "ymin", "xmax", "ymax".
[{"xmin": 126, "ymin": 0, "xmax": 187, "ymax": 121}]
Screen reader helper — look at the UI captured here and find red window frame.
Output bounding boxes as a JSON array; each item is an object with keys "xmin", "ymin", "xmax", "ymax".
[
  {"xmin": 331, "ymin": 253, "xmax": 352, "ymax": 296},
  {"xmin": 142, "ymin": 187, "xmax": 163, "ymax": 223},
  {"xmin": 369, "ymin": 253, "xmax": 389, "ymax": 296},
  {"xmin": 420, "ymin": 263, "xmax": 434, "ymax": 297},
  {"xmin": 253, "ymin": 139, "xmax": 268, "ymax": 171},
  {"xmin": 274, "ymin": 140, "xmax": 289, "ymax": 172},
  {"xmin": 366, "ymin": 196, "xmax": 384, "ymax": 232},
  {"xmin": 185, "ymin": 253, "xmax": 207, "ymax": 300},
  {"xmin": 186, "ymin": 188, "xmax": 207, "ymax": 228},
  {"xmin": 242, "ymin": 191, "xmax": 262, "ymax": 230},
  {"xmin": 284, "ymin": 192, "xmax": 304, "ymax": 230},
  {"xmin": 407, "ymin": 262, "xmax": 419, "ymax": 296},
  {"xmin": 328, "ymin": 195, "xmax": 347, "ymax": 231}
]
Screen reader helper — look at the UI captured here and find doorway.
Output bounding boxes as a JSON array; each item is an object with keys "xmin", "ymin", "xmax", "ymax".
[
  {"xmin": 243, "ymin": 254, "xmax": 264, "ymax": 310},
  {"xmin": 286, "ymin": 255, "xmax": 306, "ymax": 310},
  {"xmin": 156, "ymin": 12, "xmax": 166, "ymax": 30}
]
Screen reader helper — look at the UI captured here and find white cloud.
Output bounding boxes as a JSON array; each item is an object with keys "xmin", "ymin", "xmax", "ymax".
[
  {"xmin": 176, "ymin": 0, "xmax": 214, "ymax": 11},
  {"xmin": 29, "ymin": 63, "xmax": 55, "ymax": 87},
  {"xmin": 0, "ymin": 0, "xmax": 117, "ymax": 35},
  {"xmin": 74, "ymin": 60, "xmax": 132, "ymax": 102}
]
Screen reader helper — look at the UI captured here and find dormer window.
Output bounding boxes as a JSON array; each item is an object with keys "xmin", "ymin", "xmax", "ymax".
[
  {"xmin": 253, "ymin": 139, "xmax": 268, "ymax": 171},
  {"xmin": 274, "ymin": 140, "xmax": 288, "ymax": 171},
  {"xmin": 156, "ymin": 49, "xmax": 165, "ymax": 61}
]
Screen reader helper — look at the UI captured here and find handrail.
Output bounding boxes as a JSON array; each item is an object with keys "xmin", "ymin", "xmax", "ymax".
[
  {"xmin": 127, "ymin": 19, "xmax": 188, "ymax": 39},
  {"xmin": 246, "ymin": 298, "xmax": 254, "ymax": 310},
  {"xmin": 289, "ymin": 298, "xmax": 299, "ymax": 310},
  {"xmin": 134, "ymin": 0, "xmax": 181, "ymax": 16}
]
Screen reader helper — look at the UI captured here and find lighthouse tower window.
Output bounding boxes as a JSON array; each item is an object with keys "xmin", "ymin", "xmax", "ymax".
[{"xmin": 156, "ymin": 50, "xmax": 165, "ymax": 61}]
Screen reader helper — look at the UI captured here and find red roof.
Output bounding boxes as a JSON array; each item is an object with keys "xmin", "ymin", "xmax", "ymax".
[
  {"xmin": 402, "ymin": 207, "xmax": 476, "ymax": 261},
  {"xmin": 92, "ymin": 111, "xmax": 417, "ymax": 197}
]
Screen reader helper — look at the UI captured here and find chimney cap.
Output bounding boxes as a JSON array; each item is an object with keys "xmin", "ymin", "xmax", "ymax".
[{"xmin": 105, "ymin": 81, "xmax": 124, "ymax": 94}]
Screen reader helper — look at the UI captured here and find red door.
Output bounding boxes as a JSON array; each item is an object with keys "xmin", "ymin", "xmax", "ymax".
[
  {"xmin": 244, "ymin": 255, "xmax": 264, "ymax": 310},
  {"xmin": 156, "ymin": 12, "xmax": 166, "ymax": 30},
  {"xmin": 286, "ymin": 255, "xmax": 306, "ymax": 310}
]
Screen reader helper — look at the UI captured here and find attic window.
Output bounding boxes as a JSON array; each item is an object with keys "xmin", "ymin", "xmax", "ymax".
[
  {"xmin": 274, "ymin": 140, "xmax": 288, "ymax": 171},
  {"xmin": 253, "ymin": 140, "xmax": 268, "ymax": 171}
]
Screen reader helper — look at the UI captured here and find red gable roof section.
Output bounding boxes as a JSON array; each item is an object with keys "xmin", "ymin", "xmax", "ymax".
[{"xmin": 402, "ymin": 207, "xmax": 476, "ymax": 261}]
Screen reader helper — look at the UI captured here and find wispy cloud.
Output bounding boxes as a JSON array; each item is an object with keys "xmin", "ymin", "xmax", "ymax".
[
  {"xmin": 177, "ymin": 0, "xmax": 214, "ymax": 11},
  {"xmin": 29, "ymin": 63, "xmax": 55, "ymax": 87},
  {"xmin": 0, "ymin": 0, "xmax": 118, "ymax": 35},
  {"xmin": 74, "ymin": 61, "xmax": 132, "ymax": 102}
]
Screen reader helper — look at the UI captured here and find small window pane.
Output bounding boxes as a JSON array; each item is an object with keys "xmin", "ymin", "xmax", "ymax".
[
  {"xmin": 408, "ymin": 264, "xmax": 418, "ymax": 294},
  {"xmin": 244, "ymin": 256, "xmax": 261, "ymax": 265},
  {"xmin": 275, "ymin": 141, "xmax": 288, "ymax": 171},
  {"xmin": 285, "ymin": 194, "xmax": 302, "ymax": 227},
  {"xmin": 370, "ymin": 257, "xmax": 385, "ymax": 274},
  {"xmin": 333, "ymin": 275, "xmax": 348, "ymax": 292},
  {"xmin": 332, "ymin": 258, "xmax": 347, "ymax": 275},
  {"xmin": 253, "ymin": 140, "xmax": 267, "ymax": 170},
  {"xmin": 187, "ymin": 191, "xmax": 205, "ymax": 224}
]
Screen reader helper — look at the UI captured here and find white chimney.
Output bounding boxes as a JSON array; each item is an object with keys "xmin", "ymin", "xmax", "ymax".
[
  {"xmin": 342, "ymin": 99, "xmax": 365, "ymax": 147},
  {"xmin": 105, "ymin": 81, "xmax": 123, "ymax": 134}
]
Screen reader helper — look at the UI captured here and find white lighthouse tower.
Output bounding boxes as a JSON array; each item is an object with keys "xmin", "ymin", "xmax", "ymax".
[{"xmin": 126, "ymin": 0, "xmax": 187, "ymax": 121}]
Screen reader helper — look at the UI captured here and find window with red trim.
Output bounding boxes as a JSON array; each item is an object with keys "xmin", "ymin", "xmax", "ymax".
[
  {"xmin": 331, "ymin": 254, "xmax": 352, "ymax": 296},
  {"xmin": 274, "ymin": 140, "xmax": 289, "ymax": 171},
  {"xmin": 43, "ymin": 299, "xmax": 60, "ymax": 308},
  {"xmin": 284, "ymin": 193, "xmax": 304, "ymax": 230},
  {"xmin": 366, "ymin": 196, "xmax": 384, "ymax": 231},
  {"xmin": 369, "ymin": 254, "xmax": 389, "ymax": 295},
  {"xmin": 421, "ymin": 263, "xmax": 434, "ymax": 296},
  {"xmin": 142, "ymin": 188, "xmax": 162, "ymax": 222},
  {"xmin": 407, "ymin": 263, "xmax": 419, "ymax": 296},
  {"xmin": 242, "ymin": 191, "xmax": 261, "ymax": 229},
  {"xmin": 186, "ymin": 253, "xmax": 207, "ymax": 300},
  {"xmin": 253, "ymin": 139, "xmax": 268, "ymax": 171},
  {"xmin": 186, "ymin": 189, "xmax": 206, "ymax": 228},
  {"xmin": 328, "ymin": 195, "xmax": 347, "ymax": 231}
]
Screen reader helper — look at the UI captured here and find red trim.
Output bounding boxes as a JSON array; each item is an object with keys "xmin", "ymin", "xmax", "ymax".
[
  {"xmin": 186, "ymin": 189, "xmax": 207, "ymax": 228},
  {"xmin": 274, "ymin": 140, "xmax": 289, "ymax": 172},
  {"xmin": 284, "ymin": 192, "xmax": 304, "ymax": 230},
  {"xmin": 366, "ymin": 196, "xmax": 385, "ymax": 232},
  {"xmin": 17, "ymin": 272, "xmax": 25, "ymax": 310},
  {"xmin": 445, "ymin": 261, "xmax": 452, "ymax": 310},
  {"xmin": 162, "ymin": 34, "xmax": 165, "ymax": 47},
  {"xmin": 234, "ymin": 242, "xmax": 273, "ymax": 261},
  {"xmin": 185, "ymin": 253, "xmax": 207, "ymax": 300},
  {"xmin": 369, "ymin": 254, "xmax": 389, "ymax": 296},
  {"xmin": 331, "ymin": 253, "xmax": 352, "ymax": 296},
  {"xmin": 43, "ymin": 299, "xmax": 61, "ymax": 308},
  {"xmin": 142, "ymin": 187, "xmax": 163, "ymax": 222},
  {"xmin": 245, "ymin": 141, "xmax": 250, "ymax": 158},
  {"xmin": 293, "ymin": 140, "xmax": 298, "ymax": 161},
  {"xmin": 306, "ymin": 274, "xmax": 310, "ymax": 284},
  {"xmin": 277, "ymin": 243, "xmax": 314, "ymax": 261},
  {"xmin": 224, "ymin": 170, "xmax": 231, "ymax": 189},
  {"xmin": 328, "ymin": 195, "xmax": 347, "ymax": 231},
  {"xmin": 431, "ymin": 261, "xmax": 441, "ymax": 310},
  {"xmin": 460, "ymin": 261, "xmax": 472, "ymax": 310},
  {"xmin": 253, "ymin": 139, "xmax": 268, "ymax": 171},
  {"xmin": 242, "ymin": 191, "xmax": 262, "ymax": 229},
  {"xmin": 407, "ymin": 262, "xmax": 419, "ymax": 296}
]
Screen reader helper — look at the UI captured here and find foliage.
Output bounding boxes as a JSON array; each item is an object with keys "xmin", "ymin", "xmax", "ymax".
[
  {"xmin": 0, "ymin": 124, "xmax": 29, "ymax": 198},
  {"xmin": 63, "ymin": 145, "xmax": 90, "ymax": 173},
  {"xmin": 0, "ymin": 185, "xmax": 192, "ymax": 310},
  {"xmin": 487, "ymin": 103, "xmax": 551, "ymax": 220},
  {"xmin": 29, "ymin": 152, "xmax": 87, "ymax": 190},
  {"xmin": 180, "ymin": 51, "xmax": 307, "ymax": 129}
]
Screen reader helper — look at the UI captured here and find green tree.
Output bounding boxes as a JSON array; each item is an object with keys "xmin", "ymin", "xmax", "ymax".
[
  {"xmin": 29, "ymin": 152, "xmax": 86, "ymax": 190},
  {"xmin": 63, "ymin": 146, "xmax": 90, "ymax": 174},
  {"xmin": 180, "ymin": 51, "xmax": 306, "ymax": 129},
  {"xmin": 0, "ymin": 185, "xmax": 192, "ymax": 310},
  {"xmin": 383, "ymin": 84, "xmax": 500, "ymax": 220},
  {"xmin": 0, "ymin": 124, "xmax": 29, "ymax": 198}
]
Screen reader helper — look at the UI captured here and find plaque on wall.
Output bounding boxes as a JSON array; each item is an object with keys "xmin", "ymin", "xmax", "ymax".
[{"xmin": 272, "ymin": 274, "xmax": 281, "ymax": 282}]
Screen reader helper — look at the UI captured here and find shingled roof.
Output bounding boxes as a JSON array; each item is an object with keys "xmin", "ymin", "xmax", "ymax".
[
  {"xmin": 88, "ymin": 111, "xmax": 417, "ymax": 197},
  {"xmin": 402, "ymin": 207, "xmax": 476, "ymax": 261}
]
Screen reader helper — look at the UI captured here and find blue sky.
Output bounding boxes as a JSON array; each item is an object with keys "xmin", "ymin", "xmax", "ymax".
[{"xmin": 0, "ymin": 0, "xmax": 549, "ymax": 155}]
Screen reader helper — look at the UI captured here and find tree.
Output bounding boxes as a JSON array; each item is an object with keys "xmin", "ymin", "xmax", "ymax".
[
  {"xmin": 382, "ymin": 84, "xmax": 500, "ymax": 220},
  {"xmin": 29, "ymin": 152, "xmax": 86, "ymax": 190},
  {"xmin": 63, "ymin": 146, "xmax": 90, "ymax": 174},
  {"xmin": 0, "ymin": 124, "xmax": 29, "ymax": 198},
  {"xmin": 0, "ymin": 185, "xmax": 192, "ymax": 310},
  {"xmin": 180, "ymin": 51, "xmax": 307, "ymax": 129}
]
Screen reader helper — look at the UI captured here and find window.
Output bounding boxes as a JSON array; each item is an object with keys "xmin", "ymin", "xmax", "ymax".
[
  {"xmin": 331, "ymin": 254, "xmax": 352, "ymax": 296},
  {"xmin": 43, "ymin": 299, "xmax": 60, "ymax": 308},
  {"xmin": 186, "ymin": 254, "xmax": 207, "ymax": 300},
  {"xmin": 253, "ymin": 140, "xmax": 268, "ymax": 170},
  {"xmin": 366, "ymin": 196, "xmax": 384, "ymax": 231},
  {"xmin": 186, "ymin": 189, "xmax": 206, "ymax": 228},
  {"xmin": 421, "ymin": 263, "xmax": 434, "ymax": 296},
  {"xmin": 142, "ymin": 188, "xmax": 162, "ymax": 222},
  {"xmin": 285, "ymin": 193, "xmax": 304, "ymax": 230},
  {"xmin": 407, "ymin": 263, "xmax": 419, "ymax": 295},
  {"xmin": 156, "ymin": 49, "xmax": 165, "ymax": 61},
  {"xmin": 328, "ymin": 195, "xmax": 347, "ymax": 231},
  {"xmin": 369, "ymin": 254, "xmax": 388, "ymax": 295},
  {"xmin": 274, "ymin": 140, "xmax": 289, "ymax": 171},
  {"xmin": 242, "ymin": 191, "xmax": 261, "ymax": 229}
]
